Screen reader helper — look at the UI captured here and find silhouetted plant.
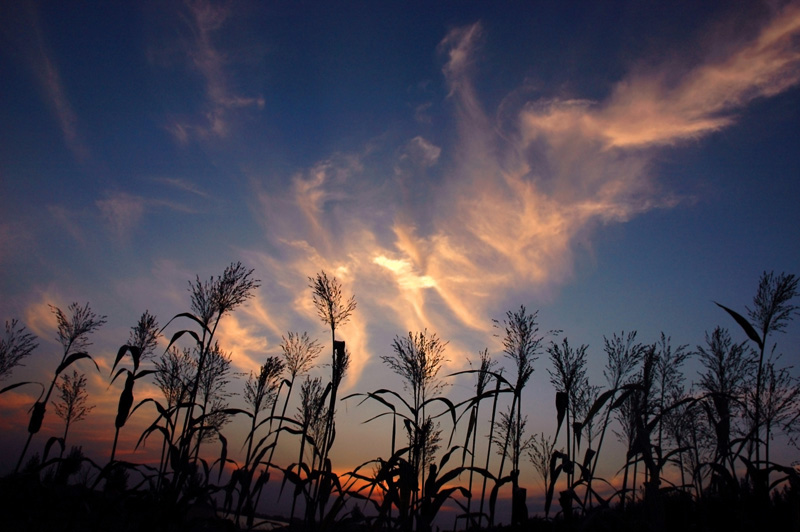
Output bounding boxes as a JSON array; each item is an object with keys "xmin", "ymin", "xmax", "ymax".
[
  {"xmin": 193, "ymin": 342, "xmax": 233, "ymax": 454},
  {"xmin": 382, "ymin": 330, "xmax": 448, "ymax": 484},
  {"xmin": 234, "ymin": 355, "xmax": 285, "ymax": 526},
  {"xmin": 716, "ymin": 271, "xmax": 798, "ymax": 494},
  {"xmin": 309, "ymin": 271, "xmax": 356, "ymax": 455},
  {"xmin": 573, "ymin": 381, "xmax": 601, "ymax": 450},
  {"xmin": 460, "ymin": 348, "xmax": 496, "ymax": 528},
  {"xmin": 547, "ymin": 338, "xmax": 588, "ymax": 488},
  {"xmin": 160, "ymin": 262, "xmax": 258, "ymax": 495},
  {"xmin": 16, "ymin": 302, "xmax": 105, "ymax": 472},
  {"xmin": 308, "ymin": 271, "xmax": 356, "ymax": 520},
  {"xmin": 582, "ymin": 332, "xmax": 644, "ymax": 505},
  {"xmin": 347, "ymin": 330, "xmax": 461, "ymax": 530},
  {"xmin": 625, "ymin": 344, "xmax": 670, "ymax": 526},
  {"xmin": 664, "ymin": 385, "xmax": 702, "ymax": 496},
  {"xmin": 155, "ymin": 346, "xmax": 193, "ymax": 410},
  {"xmin": 479, "ymin": 369, "xmax": 508, "ymax": 525},
  {"xmin": 653, "ymin": 333, "xmax": 690, "ymax": 463},
  {"xmin": 614, "ymin": 384, "xmax": 638, "ymax": 507},
  {"xmin": 3, "ymin": 264, "xmax": 800, "ymax": 532},
  {"xmin": 528, "ymin": 432, "xmax": 555, "ymax": 497},
  {"xmin": 493, "ymin": 405, "xmax": 533, "ymax": 466},
  {"xmin": 52, "ymin": 370, "xmax": 94, "ymax": 449},
  {"xmin": 573, "ymin": 379, "xmax": 601, "ymax": 508},
  {"xmin": 266, "ymin": 332, "xmax": 321, "ymax": 473},
  {"xmin": 152, "ymin": 345, "xmax": 193, "ymax": 486},
  {"xmin": 109, "ymin": 310, "xmax": 160, "ymax": 462},
  {"xmin": 756, "ymin": 356, "xmax": 800, "ymax": 478},
  {"xmin": 288, "ymin": 375, "xmax": 327, "ymax": 521},
  {"xmin": 695, "ymin": 327, "xmax": 751, "ymax": 489},
  {"xmin": 0, "ymin": 319, "xmax": 38, "ymax": 385},
  {"xmin": 494, "ymin": 305, "xmax": 548, "ymax": 524}
]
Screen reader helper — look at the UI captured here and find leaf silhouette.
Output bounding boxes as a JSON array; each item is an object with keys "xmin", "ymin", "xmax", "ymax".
[{"xmin": 715, "ymin": 302, "xmax": 764, "ymax": 350}]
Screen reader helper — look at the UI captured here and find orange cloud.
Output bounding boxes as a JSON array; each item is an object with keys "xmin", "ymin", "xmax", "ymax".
[{"xmin": 240, "ymin": 7, "xmax": 800, "ymax": 396}]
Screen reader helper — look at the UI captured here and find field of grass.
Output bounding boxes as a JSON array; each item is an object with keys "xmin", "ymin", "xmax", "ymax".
[{"xmin": 1, "ymin": 265, "xmax": 798, "ymax": 531}]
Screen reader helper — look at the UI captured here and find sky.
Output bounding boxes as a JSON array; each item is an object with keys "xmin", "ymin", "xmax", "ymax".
[{"xmin": 1, "ymin": 0, "xmax": 800, "ymax": 516}]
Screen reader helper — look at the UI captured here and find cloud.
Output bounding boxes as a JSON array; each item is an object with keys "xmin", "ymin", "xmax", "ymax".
[
  {"xmin": 96, "ymin": 193, "xmax": 147, "ymax": 240},
  {"xmin": 94, "ymin": 182, "xmax": 215, "ymax": 238},
  {"xmin": 6, "ymin": 2, "xmax": 88, "ymax": 160},
  {"xmin": 527, "ymin": 2, "xmax": 800, "ymax": 149},
  {"xmin": 400, "ymin": 136, "xmax": 441, "ymax": 169},
  {"xmin": 240, "ymin": 6, "xmax": 800, "ymax": 391},
  {"xmin": 414, "ymin": 102, "xmax": 434, "ymax": 124},
  {"xmin": 0, "ymin": 222, "xmax": 33, "ymax": 266},
  {"xmin": 23, "ymin": 293, "xmax": 59, "ymax": 340},
  {"xmin": 163, "ymin": 0, "xmax": 265, "ymax": 143},
  {"xmin": 402, "ymin": 6, "xmax": 800, "ymax": 327},
  {"xmin": 215, "ymin": 313, "xmax": 271, "ymax": 374},
  {"xmin": 48, "ymin": 205, "xmax": 89, "ymax": 246}
]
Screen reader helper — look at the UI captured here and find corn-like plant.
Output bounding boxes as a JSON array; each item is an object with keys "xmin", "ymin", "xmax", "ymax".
[
  {"xmin": 52, "ymin": 370, "xmax": 94, "ymax": 450},
  {"xmin": 192, "ymin": 342, "xmax": 233, "ymax": 456},
  {"xmin": 0, "ymin": 319, "xmax": 38, "ymax": 385},
  {"xmin": 527, "ymin": 432, "xmax": 555, "ymax": 497},
  {"xmin": 15, "ymin": 302, "xmax": 105, "ymax": 472},
  {"xmin": 307, "ymin": 271, "xmax": 356, "ymax": 521},
  {"xmin": 265, "ymin": 332, "xmax": 321, "ymax": 476},
  {"xmin": 109, "ymin": 311, "xmax": 160, "ymax": 463},
  {"xmin": 460, "ymin": 349, "xmax": 496, "ymax": 528},
  {"xmin": 759, "ymin": 357, "xmax": 800, "ymax": 473},
  {"xmin": 695, "ymin": 327, "xmax": 751, "ymax": 488},
  {"xmin": 158, "ymin": 262, "xmax": 259, "ymax": 497},
  {"xmin": 233, "ymin": 355, "xmax": 285, "ymax": 527},
  {"xmin": 308, "ymin": 271, "xmax": 356, "ymax": 454},
  {"xmin": 547, "ymin": 338, "xmax": 588, "ymax": 489},
  {"xmin": 151, "ymin": 345, "xmax": 193, "ymax": 487},
  {"xmin": 347, "ymin": 330, "xmax": 467, "ymax": 531},
  {"xmin": 286, "ymin": 375, "xmax": 328, "ymax": 521},
  {"xmin": 716, "ymin": 271, "xmax": 798, "ymax": 495},
  {"xmin": 381, "ymin": 330, "xmax": 448, "ymax": 484},
  {"xmin": 494, "ymin": 305, "xmax": 547, "ymax": 525},
  {"xmin": 579, "ymin": 332, "xmax": 643, "ymax": 508}
]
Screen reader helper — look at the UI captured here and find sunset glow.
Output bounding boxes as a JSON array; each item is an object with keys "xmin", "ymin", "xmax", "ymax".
[{"xmin": 1, "ymin": 0, "xmax": 799, "ymax": 523}]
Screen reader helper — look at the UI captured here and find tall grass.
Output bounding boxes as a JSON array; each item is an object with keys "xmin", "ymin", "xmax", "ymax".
[
  {"xmin": 15, "ymin": 302, "xmax": 105, "ymax": 472},
  {"xmin": 2, "ymin": 269, "xmax": 799, "ymax": 532}
]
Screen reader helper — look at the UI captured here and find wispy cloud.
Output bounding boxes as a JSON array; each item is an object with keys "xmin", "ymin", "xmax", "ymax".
[
  {"xmin": 48, "ymin": 205, "xmax": 89, "ymax": 246},
  {"xmin": 400, "ymin": 5, "xmax": 800, "ymax": 330},
  {"xmin": 0, "ymin": 222, "xmax": 32, "ymax": 266},
  {"xmin": 163, "ymin": 0, "xmax": 264, "ymax": 143},
  {"xmin": 23, "ymin": 292, "xmax": 59, "ymax": 340},
  {"xmin": 241, "ymin": 6, "xmax": 800, "ymax": 390},
  {"xmin": 94, "ymin": 182, "xmax": 214, "ymax": 239},
  {"xmin": 155, "ymin": 177, "xmax": 212, "ymax": 198},
  {"xmin": 527, "ymin": 2, "xmax": 800, "ymax": 149},
  {"xmin": 96, "ymin": 193, "xmax": 147, "ymax": 241},
  {"xmin": 7, "ymin": 2, "xmax": 88, "ymax": 160},
  {"xmin": 396, "ymin": 136, "xmax": 441, "ymax": 173}
]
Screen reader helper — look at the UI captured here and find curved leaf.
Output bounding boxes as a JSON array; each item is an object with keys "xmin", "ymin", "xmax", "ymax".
[
  {"xmin": 164, "ymin": 329, "xmax": 202, "ymax": 352},
  {"xmin": 43, "ymin": 436, "xmax": 65, "ymax": 462},
  {"xmin": 110, "ymin": 367, "xmax": 130, "ymax": 386},
  {"xmin": 164, "ymin": 312, "xmax": 209, "ymax": 334},
  {"xmin": 715, "ymin": 302, "xmax": 763, "ymax": 350},
  {"xmin": 556, "ymin": 391, "xmax": 568, "ymax": 434},
  {"xmin": 111, "ymin": 345, "xmax": 133, "ymax": 375},
  {"xmin": 218, "ymin": 432, "xmax": 228, "ymax": 481},
  {"xmin": 134, "ymin": 369, "xmax": 158, "ymax": 381},
  {"xmin": 56, "ymin": 352, "xmax": 98, "ymax": 374},
  {"xmin": 580, "ymin": 388, "xmax": 615, "ymax": 428},
  {"xmin": 0, "ymin": 381, "xmax": 42, "ymax": 395}
]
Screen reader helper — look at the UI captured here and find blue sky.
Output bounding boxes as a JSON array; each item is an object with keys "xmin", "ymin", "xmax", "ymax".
[{"xmin": 1, "ymin": 0, "xmax": 799, "ymax": 509}]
